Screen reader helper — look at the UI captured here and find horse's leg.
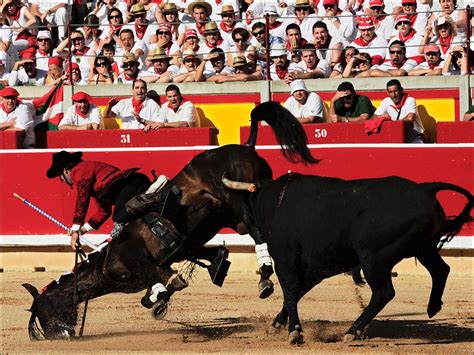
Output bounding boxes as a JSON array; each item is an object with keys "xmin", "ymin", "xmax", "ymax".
[
  {"xmin": 416, "ymin": 246, "xmax": 450, "ymax": 318},
  {"xmin": 228, "ymin": 193, "xmax": 274, "ymax": 299}
]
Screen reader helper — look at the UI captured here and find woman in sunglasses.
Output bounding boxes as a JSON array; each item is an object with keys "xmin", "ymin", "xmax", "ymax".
[
  {"xmin": 228, "ymin": 28, "xmax": 256, "ymax": 66},
  {"xmin": 147, "ymin": 23, "xmax": 181, "ymax": 66},
  {"xmin": 89, "ymin": 56, "xmax": 115, "ymax": 84},
  {"xmin": 157, "ymin": 2, "xmax": 185, "ymax": 45}
]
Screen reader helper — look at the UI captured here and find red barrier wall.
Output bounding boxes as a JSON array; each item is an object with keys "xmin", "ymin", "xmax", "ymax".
[
  {"xmin": 1, "ymin": 146, "xmax": 472, "ymax": 237},
  {"xmin": 437, "ymin": 122, "xmax": 474, "ymax": 143},
  {"xmin": 47, "ymin": 128, "xmax": 218, "ymax": 148},
  {"xmin": 240, "ymin": 121, "xmax": 410, "ymax": 144},
  {"xmin": 0, "ymin": 131, "xmax": 23, "ymax": 149}
]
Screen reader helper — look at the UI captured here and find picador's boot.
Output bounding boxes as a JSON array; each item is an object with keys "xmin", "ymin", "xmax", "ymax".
[
  {"xmin": 207, "ymin": 246, "xmax": 231, "ymax": 287},
  {"xmin": 125, "ymin": 175, "xmax": 169, "ymax": 218},
  {"xmin": 256, "ymin": 243, "xmax": 274, "ymax": 299}
]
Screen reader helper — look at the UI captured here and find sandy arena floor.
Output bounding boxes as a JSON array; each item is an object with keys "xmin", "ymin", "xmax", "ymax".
[{"xmin": 1, "ymin": 259, "xmax": 473, "ymax": 354}]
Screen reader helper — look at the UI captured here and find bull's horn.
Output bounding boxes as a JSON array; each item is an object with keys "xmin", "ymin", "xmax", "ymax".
[
  {"xmin": 22, "ymin": 283, "xmax": 39, "ymax": 299},
  {"xmin": 28, "ymin": 313, "xmax": 42, "ymax": 341},
  {"xmin": 222, "ymin": 176, "xmax": 258, "ymax": 193}
]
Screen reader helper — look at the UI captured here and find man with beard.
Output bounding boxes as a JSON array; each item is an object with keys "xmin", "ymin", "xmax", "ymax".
[
  {"xmin": 104, "ymin": 79, "xmax": 160, "ymax": 130},
  {"xmin": 0, "ymin": 87, "xmax": 35, "ymax": 148},
  {"xmin": 409, "ymin": 44, "xmax": 444, "ymax": 76},
  {"xmin": 350, "ymin": 16, "xmax": 387, "ymax": 65},
  {"xmin": 155, "ymin": 84, "xmax": 197, "ymax": 128},
  {"xmin": 372, "ymin": 79, "xmax": 426, "ymax": 143},
  {"xmin": 8, "ymin": 47, "xmax": 47, "ymax": 86},
  {"xmin": 118, "ymin": 52, "xmax": 142, "ymax": 84},
  {"xmin": 59, "ymin": 92, "xmax": 101, "ymax": 130},
  {"xmin": 284, "ymin": 79, "xmax": 324, "ymax": 123},
  {"xmin": 363, "ymin": 41, "xmax": 416, "ymax": 77},
  {"xmin": 142, "ymin": 47, "xmax": 180, "ymax": 83},
  {"xmin": 328, "ymin": 81, "xmax": 375, "ymax": 123}
]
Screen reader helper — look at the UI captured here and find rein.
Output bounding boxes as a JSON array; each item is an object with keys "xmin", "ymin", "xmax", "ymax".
[{"xmin": 73, "ymin": 243, "xmax": 89, "ymax": 338}]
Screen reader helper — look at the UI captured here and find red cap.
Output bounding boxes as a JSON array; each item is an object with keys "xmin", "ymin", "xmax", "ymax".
[
  {"xmin": 71, "ymin": 91, "xmax": 92, "ymax": 102},
  {"xmin": 322, "ymin": 0, "xmax": 337, "ymax": 5},
  {"xmin": 184, "ymin": 29, "xmax": 198, "ymax": 41},
  {"xmin": 20, "ymin": 47, "xmax": 36, "ymax": 59},
  {"xmin": 157, "ymin": 23, "xmax": 171, "ymax": 32},
  {"xmin": 66, "ymin": 62, "xmax": 80, "ymax": 74},
  {"xmin": 395, "ymin": 14, "xmax": 410, "ymax": 25},
  {"xmin": 0, "ymin": 87, "xmax": 20, "ymax": 97},
  {"xmin": 357, "ymin": 16, "xmax": 375, "ymax": 30},
  {"xmin": 401, "ymin": 0, "xmax": 416, "ymax": 4},
  {"xmin": 369, "ymin": 0, "xmax": 383, "ymax": 7},
  {"xmin": 424, "ymin": 44, "xmax": 440, "ymax": 53},
  {"xmin": 48, "ymin": 56, "xmax": 64, "ymax": 67}
]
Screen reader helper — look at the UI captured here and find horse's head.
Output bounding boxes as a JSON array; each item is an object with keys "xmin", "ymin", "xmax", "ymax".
[{"xmin": 23, "ymin": 282, "xmax": 77, "ymax": 341}]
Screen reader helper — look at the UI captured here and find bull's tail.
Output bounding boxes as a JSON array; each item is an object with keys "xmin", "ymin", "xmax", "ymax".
[
  {"xmin": 422, "ymin": 182, "xmax": 473, "ymax": 248},
  {"xmin": 246, "ymin": 101, "xmax": 319, "ymax": 165}
]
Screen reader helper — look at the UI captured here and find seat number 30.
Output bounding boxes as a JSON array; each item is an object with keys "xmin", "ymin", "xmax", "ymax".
[{"xmin": 314, "ymin": 128, "xmax": 327, "ymax": 139}]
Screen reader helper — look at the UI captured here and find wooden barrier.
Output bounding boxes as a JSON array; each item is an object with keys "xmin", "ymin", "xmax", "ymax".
[
  {"xmin": 437, "ymin": 122, "xmax": 474, "ymax": 143},
  {"xmin": 0, "ymin": 131, "xmax": 23, "ymax": 149},
  {"xmin": 240, "ymin": 121, "xmax": 410, "ymax": 145},
  {"xmin": 47, "ymin": 127, "xmax": 219, "ymax": 148}
]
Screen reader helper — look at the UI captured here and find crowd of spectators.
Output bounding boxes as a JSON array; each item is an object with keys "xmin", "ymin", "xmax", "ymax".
[{"xmin": 0, "ymin": 0, "xmax": 469, "ymax": 86}]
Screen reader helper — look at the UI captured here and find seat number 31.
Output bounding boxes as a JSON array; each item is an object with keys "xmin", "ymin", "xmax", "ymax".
[
  {"xmin": 120, "ymin": 134, "xmax": 131, "ymax": 143},
  {"xmin": 314, "ymin": 128, "xmax": 327, "ymax": 139}
]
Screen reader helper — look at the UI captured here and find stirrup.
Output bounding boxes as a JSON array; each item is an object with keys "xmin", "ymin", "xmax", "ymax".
[{"xmin": 208, "ymin": 247, "xmax": 231, "ymax": 287}]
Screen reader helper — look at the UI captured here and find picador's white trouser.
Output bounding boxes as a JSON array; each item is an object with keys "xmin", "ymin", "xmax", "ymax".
[
  {"xmin": 149, "ymin": 283, "xmax": 168, "ymax": 303},
  {"xmin": 255, "ymin": 243, "xmax": 272, "ymax": 268},
  {"xmin": 146, "ymin": 175, "xmax": 169, "ymax": 194}
]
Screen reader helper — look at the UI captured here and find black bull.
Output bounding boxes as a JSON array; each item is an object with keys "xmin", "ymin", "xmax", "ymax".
[{"xmin": 223, "ymin": 173, "xmax": 473, "ymax": 343}]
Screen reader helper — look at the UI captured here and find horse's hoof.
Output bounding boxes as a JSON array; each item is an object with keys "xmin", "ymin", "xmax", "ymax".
[
  {"xmin": 288, "ymin": 330, "xmax": 304, "ymax": 345},
  {"xmin": 151, "ymin": 300, "xmax": 168, "ymax": 320},
  {"xmin": 258, "ymin": 280, "xmax": 274, "ymax": 299},
  {"xmin": 343, "ymin": 333, "xmax": 356, "ymax": 342},
  {"xmin": 141, "ymin": 296, "xmax": 154, "ymax": 309}
]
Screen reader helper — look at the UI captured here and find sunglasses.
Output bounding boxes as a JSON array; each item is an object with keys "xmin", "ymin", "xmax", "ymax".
[
  {"xmin": 3, "ymin": 96, "xmax": 17, "ymax": 100},
  {"xmin": 370, "ymin": 6, "xmax": 383, "ymax": 10},
  {"xmin": 183, "ymin": 58, "xmax": 195, "ymax": 63},
  {"xmin": 157, "ymin": 31, "xmax": 171, "ymax": 35},
  {"xmin": 252, "ymin": 31, "xmax": 265, "ymax": 36},
  {"xmin": 186, "ymin": 37, "xmax": 197, "ymax": 40},
  {"xmin": 71, "ymin": 37, "xmax": 84, "ymax": 43},
  {"xmin": 37, "ymin": 38, "xmax": 50, "ymax": 42},
  {"xmin": 397, "ymin": 21, "xmax": 411, "ymax": 26},
  {"xmin": 205, "ymin": 32, "xmax": 218, "ymax": 36},
  {"xmin": 109, "ymin": 14, "xmax": 121, "ymax": 19},
  {"xmin": 234, "ymin": 38, "xmax": 246, "ymax": 42},
  {"xmin": 122, "ymin": 63, "xmax": 136, "ymax": 68},
  {"xmin": 133, "ymin": 14, "xmax": 145, "ymax": 18},
  {"xmin": 295, "ymin": 7, "xmax": 309, "ymax": 11},
  {"xmin": 389, "ymin": 50, "xmax": 403, "ymax": 54},
  {"xmin": 96, "ymin": 62, "xmax": 107, "ymax": 67},
  {"xmin": 425, "ymin": 51, "xmax": 439, "ymax": 56}
]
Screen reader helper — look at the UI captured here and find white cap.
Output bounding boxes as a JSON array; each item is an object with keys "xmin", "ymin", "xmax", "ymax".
[
  {"xmin": 436, "ymin": 16, "xmax": 447, "ymax": 27},
  {"xmin": 37, "ymin": 30, "xmax": 52, "ymax": 40},
  {"xmin": 0, "ymin": 51, "xmax": 6, "ymax": 65},
  {"xmin": 290, "ymin": 79, "xmax": 308, "ymax": 94},
  {"xmin": 263, "ymin": 4, "xmax": 278, "ymax": 15},
  {"xmin": 270, "ymin": 44, "xmax": 286, "ymax": 57}
]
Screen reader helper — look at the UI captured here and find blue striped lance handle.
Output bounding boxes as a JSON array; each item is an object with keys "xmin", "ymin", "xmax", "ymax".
[{"xmin": 13, "ymin": 193, "xmax": 99, "ymax": 252}]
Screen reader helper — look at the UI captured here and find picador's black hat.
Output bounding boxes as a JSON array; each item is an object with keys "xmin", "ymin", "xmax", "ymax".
[{"xmin": 46, "ymin": 151, "xmax": 83, "ymax": 178}]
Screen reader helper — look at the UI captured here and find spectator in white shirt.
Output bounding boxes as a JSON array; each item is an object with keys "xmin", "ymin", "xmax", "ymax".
[
  {"xmin": 59, "ymin": 92, "xmax": 101, "ymax": 130},
  {"xmin": 141, "ymin": 47, "xmax": 180, "ymax": 83},
  {"xmin": 363, "ymin": 40, "xmax": 416, "ymax": 77},
  {"xmin": 0, "ymin": 87, "xmax": 35, "ymax": 148},
  {"xmin": 409, "ymin": 44, "xmax": 445, "ymax": 76},
  {"xmin": 284, "ymin": 79, "xmax": 325, "ymax": 123},
  {"xmin": 104, "ymin": 79, "xmax": 161, "ymax": 130},
  {"xmin": 35, "ymin": 30, "xmax": 54, "ymax": 71},
  {"xmin": 30, "ymin": 0, "xmax": 69, "ymax": 40},
  {"xmin": 9, "ymin": 47, "xmax": 47, "ymax": 86},
  {"xmin": 155, "ymin": 84, "xmax": 197, "ymax": 128}
]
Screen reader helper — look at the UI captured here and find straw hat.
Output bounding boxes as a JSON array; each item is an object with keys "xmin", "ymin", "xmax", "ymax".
[
  {"xmin": 233, "ymin": 56, "xmax": 247, "ymax": 68},
  {"xmin": 182, "ymin": 48, "xmax": 199, "ymax": 59},
  {"xmin": 161, "ymin": 2, "xmax": 180, "ymax": 13},
  {"xmin": 122, "ymin": 52, "xmax": 139, "ymax": 66},
  {"xmin": 187, "ymin": 1, "xmax": 212, "ymax": 16},
  {"xmin": 218, "ymin": 4, "xmax": 237, "ymax": 15},
  {"xmin": 204, "ymin": 21, "xmax": 219, "ymax": 34},
  {"xmin": 130, "ymin": 3, "xmax": 146, "ymax": 15},
  {"xmin": 150, "ymin": 47, "xmax": 171, "ymax": 61},
  {"xmin": 294, "ymin": 0, "xmax": 310, "ymax": 8}
]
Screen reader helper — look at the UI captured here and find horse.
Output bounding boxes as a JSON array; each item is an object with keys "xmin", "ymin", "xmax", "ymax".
[{"xmin": 22, "ymin": 101, "xmax": 318, "ymax": 340}]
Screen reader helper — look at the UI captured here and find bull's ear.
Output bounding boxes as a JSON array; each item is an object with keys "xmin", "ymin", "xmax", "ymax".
[{"xmin": 22, "ymin": 283, "xmax": 39, "ymax": 299}]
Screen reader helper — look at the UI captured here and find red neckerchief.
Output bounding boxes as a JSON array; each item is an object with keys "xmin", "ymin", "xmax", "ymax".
[
  {"xmin": 112, "ymin": 62, "xmax": 119, "ymax": 75},
  {"xmin": 1, "ymin": 103, "xmax": 17, "ymax": 114},
  {"xmin": 439, "ymin": 35, "xmax": 453, "ymax": 54},
  {"xmin": 196, "ymin": 22, "xmax": 206, "ymax": 36},
  {"xmin": 37, "ymin": 49, "xmax": 50, "ymax": 56},
  {"xmin": 373, "ymin": 14, "xmax": 387, "ymax": 24},
  {"xmin": 408, "ymin": 13, "xmax": 418, "ymax": 25},
  {"xmin": 314, "ymin": 35, "xmax": 331, "ymax": 49},
  {"xmin": 286, "ymin": 38, "xmax": 308, "ymax": 50},
  {"xmin": 132, "ymin": 98, "xmax": 144, "ymax": 114},
  {"xmin": 8, "ymin": 8, "xmax": 20, "ymax": 21},
  {"xmin": 75, "ymin": 105, "xmax": 89, "ymax": 118},
  {"xmin": 134, "ymin": 22, "xmax": 147, "ymax": 40},
  {"xmin": 167, "ymin": 98, "xmax": 187, "ymax": 112},
  {"xmin": 428, "ymin": 58, "xmax": 442, "ymax": 69},
  {"xmin": 275, "ymin": 61, "xmax": 289, "ymax": 79},
  {"xmin": 353, "ymin": 35, "xmax": 375, "ymax": 47},
  {"xmin": 124, "ymin": 72, "xmax": 138, "ymax": 81},
  {"xmin": 390, "ymin": 93, "xmax": 408, "ymax": 112},
  {"xmin": 206, "ymin": 38, "xmax": 223, "ymax": 48},
  {"xmin": 73, "ymin": 46, "xmax": 89, "ymax": 56},
  {"xmin": 269, "ymin": 21, "xmax": 282, "ymax": 30},
  {"xmin": 215, "ymin": 0, "xmax": 222, "ymax": 4},
  {"xmin": 399, "ymin": 28, "xmax": 416, "ymax": 42},
  {"xmin": 220, "ymin": 21, "xmax": 234, "ymax": 33},
  {"xmin": 112, "ymin": 24, "xmax": 123, "ymax": 33}
]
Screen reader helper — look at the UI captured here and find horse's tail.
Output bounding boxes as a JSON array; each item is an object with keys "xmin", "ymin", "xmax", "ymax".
[
  {"xmin": 422, "ymin": 182, "xmax": 473, "ymax": 248},
  {"xmin": 246, "ymin": 101, "xmax": 319, "ymax": 165}
]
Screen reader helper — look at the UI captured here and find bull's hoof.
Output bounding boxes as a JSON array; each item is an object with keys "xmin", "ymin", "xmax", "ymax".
[
  {"xmin": 288, "ymin": 329, "xmax": 304, "ymax": 345},
  {"xmin": 151, "ymin": 300, "xmax": 168, "ymax": 320},
  {"xmin": 427, "ymin": 302, "xmax": 442, "ymax": 318},
  {"xmin": 343, "ymin": 333, "xmax": 356, "ymax": 342},
  {"xmin": 258, "ymin": 279, "xmax": 274, "ymax": 299}
]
